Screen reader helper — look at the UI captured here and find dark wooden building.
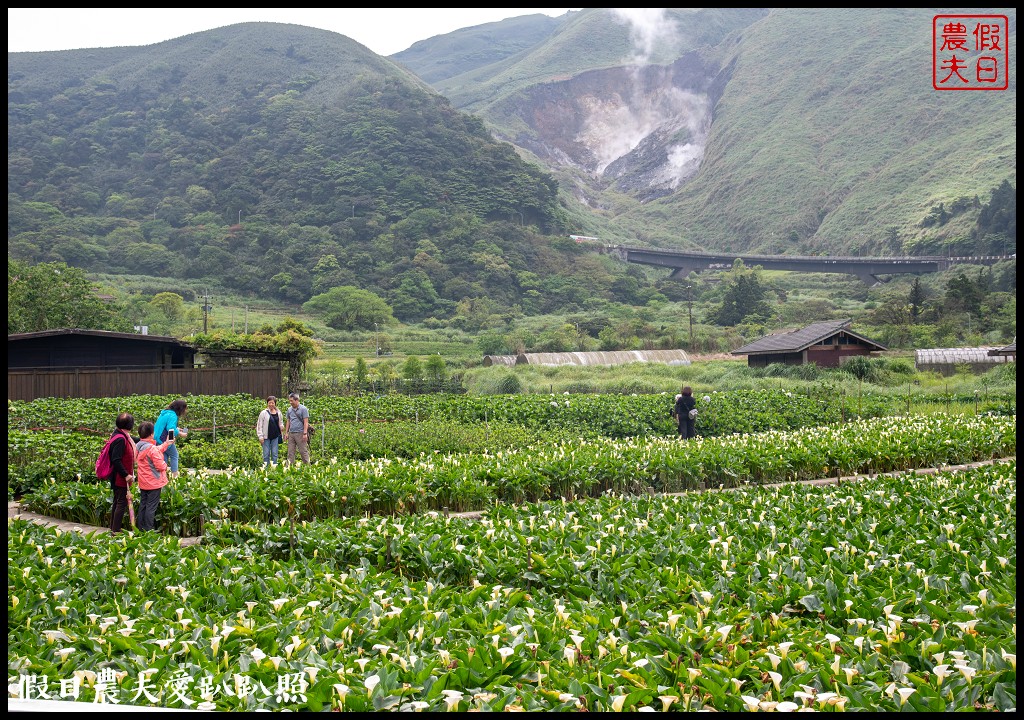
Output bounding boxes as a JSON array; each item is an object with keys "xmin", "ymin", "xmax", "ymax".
[
  {"xmin": 9, "ymin": 328, "xmax": 196, "ymax": 370},
  {"xmin": 987, "ymin": 339, "xmax": 1016, "ymax": 361},
  {"xmin": 731, "ymin": 319, "xmax": 886, "ymax": 368},
  {"xmin": 8, "ymin": 329, "xmax": 281, "ymax": 401}
]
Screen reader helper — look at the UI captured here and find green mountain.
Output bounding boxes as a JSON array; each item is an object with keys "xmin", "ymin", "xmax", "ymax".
[
  {"xmin": 390, "ymin": 12, "xmax": 573, "ymax": 84},
  {"xmin": 6, "ymin": 11, "xmax": 1017, "ymax": 336},
  {"xmin": 403, "ymin": 8, "xmax": 1016, "ymax": 255},
  {"xmin": 9, "ymin": 23, "xmax": 606, "ymax": 320}
]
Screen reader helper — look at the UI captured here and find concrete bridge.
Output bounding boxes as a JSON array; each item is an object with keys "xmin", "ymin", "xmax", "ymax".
[{"xmin": 602, "ymin": 245, "xmax": 1013, "ymax": 284}]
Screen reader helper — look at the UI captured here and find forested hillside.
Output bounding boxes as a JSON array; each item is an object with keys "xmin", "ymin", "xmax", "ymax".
[{"xmin": 7, "ymin": 23, "xmax": 674, "ymax": 322}]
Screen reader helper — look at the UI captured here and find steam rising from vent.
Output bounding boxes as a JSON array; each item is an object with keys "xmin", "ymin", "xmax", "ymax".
[
  {"xmin": 524, "ymin": 9, "xmax": 711, "ymax": 198},
  {"xmin": 578, "ymin": 87, "xmax": 709, "ymax": 188},
  {"xmin": 610, "ymin": 8, "xmax": 678, "ymax": 64},
  {"xmin": 662, "ymin": 142, "xmax": 704, "ymax": 190}
]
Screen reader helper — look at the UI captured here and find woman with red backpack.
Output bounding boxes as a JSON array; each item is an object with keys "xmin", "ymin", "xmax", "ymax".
[{"xmin": 102, "ymin": 412, "xmax": 137, "ymax": 534}]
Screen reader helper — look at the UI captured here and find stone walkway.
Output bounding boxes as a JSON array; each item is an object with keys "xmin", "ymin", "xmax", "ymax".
[
  {"xmin": 8, "ymin": 457, "xmax": 1014, "ymax": 544},
  {"xmin": 7, "ymin": 502, "xmax": 203, "ymax": 546}
]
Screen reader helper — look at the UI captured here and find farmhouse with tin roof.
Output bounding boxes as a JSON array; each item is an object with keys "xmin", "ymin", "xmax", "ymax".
[{"xmin": 731, "ymin": 319, "xmax": 886, "ymax": 368}]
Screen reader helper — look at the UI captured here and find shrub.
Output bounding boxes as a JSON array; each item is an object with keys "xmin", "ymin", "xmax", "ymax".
[
  {"xmin": 884, "ymin": 358, "xmax": 915, "ymax": 376},
  {"xmin": 494, "ymin": 373, "xmax": 524, "ymax": 395},
  {"xmin": 840, "ymin": 356, "xmax": 882, "ymax": 382},
  {"xmin": 562, "ymin": 382, "xmax": 598, "ymax": 394},
  {"xmin": 757, "ymin": 363, "xmax": 823, "ymax": 381}
]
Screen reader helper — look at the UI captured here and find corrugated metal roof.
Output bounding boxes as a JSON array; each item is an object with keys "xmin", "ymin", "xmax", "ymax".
[
  {"xmin": 731, "ymin": 319, "xmax": 886, "ymax": 355},
  {"xmin": 482, "ymin": 355, "xmax": 518, "ymax": 367},
  {"xmin": 917, "ymin": 347, "xmax": 1009, "ymax": 364},
  {"xmin": 988, "ymin": 340, "xmax": 1016, "ymax": 356},
  {"xmin": 9, "ymin": 328, "xmax": 191, "ymax": 346},
  {"xmin": 514, "ymin": 350, "xmax": 691, "ymax": 366}
]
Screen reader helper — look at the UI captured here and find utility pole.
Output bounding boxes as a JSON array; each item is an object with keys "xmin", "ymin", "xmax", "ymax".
[
  {"xmin": 202, "ymin": 292, "xmax": 212, "ymax": 333},
  {"xmin": 686, "ymin": 284, "xmax": 694, "ymax": 346},
  {"xmin": 244, "ymin": 305, "xmax": 248, "ymax": 334}
]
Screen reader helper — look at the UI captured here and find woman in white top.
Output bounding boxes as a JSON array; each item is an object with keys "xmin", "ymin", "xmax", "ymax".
[{"xmin": 255, "ymin": 396, "xmax": 285, "ymax": 466}]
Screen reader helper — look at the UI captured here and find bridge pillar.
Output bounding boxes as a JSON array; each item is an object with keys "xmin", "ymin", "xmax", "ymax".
[
  {"xmin": 667, "ymin": 261, "xmax": 707, "ymax": 279},
  {"xmin": 670, "ymin": 267, "xmax": 698, "ymax": 279},
  {"xmin": 851, "ymin": 270, "xmax": 884, "ymax": 285}
]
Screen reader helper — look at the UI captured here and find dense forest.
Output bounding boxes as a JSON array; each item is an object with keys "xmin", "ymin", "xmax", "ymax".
[{"xmin": 7, "ymin": 22, "xmax": 683, "ymax": 324}]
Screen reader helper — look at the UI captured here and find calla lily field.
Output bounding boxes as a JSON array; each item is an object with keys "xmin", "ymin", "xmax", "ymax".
[{"xmin": 7, "ymin": 392, "xmax": 1016, "ymax": 711}]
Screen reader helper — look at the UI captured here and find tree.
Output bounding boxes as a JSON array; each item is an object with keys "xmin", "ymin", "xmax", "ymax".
[
  {"xmin": 870, "ymin": 287, "xmax": 912, "ymax": 327},
  {"xmin": 302, "ymin": 286, "xmax": 394, "ymax": 330},
  {"xmin": 974, "ymin": 179, "xmax": 1016, "ymax": 250},
  {"xmin": 424, "ymin": 355, "xmax": 447, "ymax": 384},
  {"xmin": 8, "ymin": 260, "xmax": 131, "ymax": 334},
  {"xmin": 885, "ymin": 226, "xmax": 901, "ymax": 252},
  {"xmin": 711, "ymin": 262, "xmax": 773, "ymax": 326},
  {"xmin": 505, "ymin": 327, "xmax": 534, "ymax": 354},
  {"xmin": 453, "ymin": 296, "xmax": 501, "ymax": 333},
  {"xmin": 149, "ymin": 292, "xmax": 185, "ymax": 323},
  {"xmin": 374, "ymin": 361, "xmax": 397, "ymax": 388},
  {"xmin": 908, "ymin": 277, "xmax": 926, "ymax": 323},
  {"xmin": 311, "ymin": 254, "xmax": 349, "ymax": 295},
  {"xmin": 476, "ymin": 331, "xmax": 508, "ymax": 356},
  {"xmin": 276, "ymin": 318, "xmax": 314, "ymax": 337},
  {"xmin": 943, "ymin": 272, "xmax": 984, "ymax": 317},
  {"xmin": 352, "ymin": 357, "xmax": 369, "ymax": 387},
  {"xmin": 389, "ymin": 269, "xmax": 442, "ymax": 322},
  {"xmin": 401, "ymin": 356, "xmax": 424, "ymax": 382}
]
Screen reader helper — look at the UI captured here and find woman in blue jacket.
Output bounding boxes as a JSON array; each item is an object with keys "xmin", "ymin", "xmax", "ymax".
[{"xmin": 153, "ymin": 398, "xmax": 188, "ymax": 478}]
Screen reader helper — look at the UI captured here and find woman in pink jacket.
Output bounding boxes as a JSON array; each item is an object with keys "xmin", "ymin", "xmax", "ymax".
[{"xmin": 135, "ymin": 421, "xmax": 175, "ymax": 532}]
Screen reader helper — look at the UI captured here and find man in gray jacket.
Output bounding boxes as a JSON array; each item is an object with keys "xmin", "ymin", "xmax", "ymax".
[{"xmin": 285, "ymin": 392, "xmax": 311, "ymax": 465}]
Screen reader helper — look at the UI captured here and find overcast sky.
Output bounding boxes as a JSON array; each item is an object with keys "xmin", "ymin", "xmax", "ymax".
[{"xmin": 8, "ymin": 8, "xmax": 580, "ymax": 57}]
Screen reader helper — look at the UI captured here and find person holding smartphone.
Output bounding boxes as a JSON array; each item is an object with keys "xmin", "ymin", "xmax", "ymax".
[{"xmin": 153, "ymin": 399, "xmax": 188, "ymax": 478}]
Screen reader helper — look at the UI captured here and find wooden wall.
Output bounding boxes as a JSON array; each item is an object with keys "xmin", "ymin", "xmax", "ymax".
[{"xmin": 8, "ymin": 366, "xmax": 282, "ymax": 401}]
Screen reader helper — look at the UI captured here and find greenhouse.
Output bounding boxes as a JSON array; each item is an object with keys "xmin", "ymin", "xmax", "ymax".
[
  {"xmin": 481, "ymin": 354, "xmax": 518, "ymax": 367},
  {"xmin": 915, "ymin": 346, "xmax": 1012, "ymax": 375},
  {"xmin": 513, "ymin": 349, "xmax": 691, "ymax": 367}
]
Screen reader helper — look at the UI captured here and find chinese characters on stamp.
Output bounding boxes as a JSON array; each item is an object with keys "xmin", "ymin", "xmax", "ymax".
[{"xmin": 933, "ymin": 14, "xmax": 1009, "ymax": 90}]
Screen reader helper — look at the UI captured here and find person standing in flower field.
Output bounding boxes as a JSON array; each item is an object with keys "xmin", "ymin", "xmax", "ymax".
[
  {"xmin": 255, "ymin": 395, "xmax": 285, "ymax": 467},
  {"xmin": 153, "ymin": 399, "xmax": 188, "ymax": 478},
  {"xmin": 105, "ymin": 412, "xmax": 137, "ymax": 534},
  {"xmin": 673, "ymin": 386, "xmax": 698, "ymax": 440},
  {"xmin": 285, "ymin": 392, "xmax": 311, "ymax": 465},
  {"xmin": 134, "ymin": 421, "xmax": 174, "ymax": 532}
]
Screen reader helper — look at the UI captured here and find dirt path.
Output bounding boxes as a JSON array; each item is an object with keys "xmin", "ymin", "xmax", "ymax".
[
  {"xmin": 7, "ymin": 502, "xmax": 203, "ymax": 546},
  {"xmin": 9, "ymin": 457, "xmax": 1014, "ymax": 538}
]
